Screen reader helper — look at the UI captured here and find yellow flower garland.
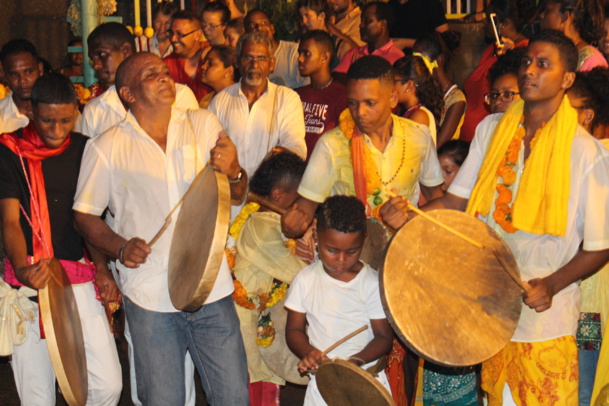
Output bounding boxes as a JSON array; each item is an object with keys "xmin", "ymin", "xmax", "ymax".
[{"xmin": 227, "ymin": 203, "xmax": 292, "ymax": 348}]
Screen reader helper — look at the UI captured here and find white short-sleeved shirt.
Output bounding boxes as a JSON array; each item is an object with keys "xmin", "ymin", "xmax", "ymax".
[
  {"xmin": 73, "ymin": 107, "xmax": 234, "ymax": 312},
  {"xmin": 285, "ymin": 260, "xmax": 390, "ymax": 405},
  {"xmin": 449, "ymin": 113, "xmax": 609, "ymax": 341},
  {"xmin": 76, "ymin": 83, "xmax": 199, "ymax": 138},
  {"xmin": 271, "ymin": 40, "xmax": 310, "ymax": 89},
  {"xmin": 298, "ymin": 115, "xmax": 443, "ymax": 207},
  {"xmin": 0, "ymin": 94, "xmax": 29, "ymax": 134},
  {"xmin": 285, "ymin": 261, "xmax": 386, "ymax": 362}
]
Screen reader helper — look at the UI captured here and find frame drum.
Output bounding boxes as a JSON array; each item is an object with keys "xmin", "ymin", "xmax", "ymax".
[
  {"xmin": 316, "ymin": 359, "xmax": 396, "ymax": 406},
  {"xmin": 168, "ymin": 166, "xmax": 231, "ymax": 312},
  {"xmin": 360, "ymin": 218, "xmax": 392, "ymax": 271},
  {"xmin": 39, "ymin": 258, "xmax": 88, "ymax": 406},
  {"xmin": 380, "ymin": 209, "xmax": 522, "ymax": 366}
]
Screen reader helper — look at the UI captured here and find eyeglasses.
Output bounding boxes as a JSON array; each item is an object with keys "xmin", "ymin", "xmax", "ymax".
[
  {"xmin": 202, "ymin": 22, "xmax": 224, "ymax": 30},
  {"xmin": 241, "ymin": 55, "xmax": 270, "ymax": 63},
  {"xmin": 168, "ymin": 28, "xmax": 199, "ymax": 40},
  {"xmin": 484, "ymin": 90, "xmax": 520, "ymax": 104}
]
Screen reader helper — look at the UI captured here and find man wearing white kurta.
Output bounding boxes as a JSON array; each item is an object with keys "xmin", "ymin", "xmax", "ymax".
[
  {"xmin": 73, "ymin": 53, "xmax": 249, "ymax": 405},
  {"xmin": 423, "ymin": 31, "xmax": 609, "ymax": 405},
  {"xmin": 209, "ymin": 32, "xmax": 306, "ymax": 217}
]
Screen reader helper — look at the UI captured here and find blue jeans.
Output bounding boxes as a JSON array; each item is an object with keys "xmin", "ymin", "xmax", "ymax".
[
  {"xmin": 124, "ymin": 295, "xmax": 249, "ymax": 406},
  {"xmin": 579, "ymin": 349, "xmax": 600, "ymax": 406}
]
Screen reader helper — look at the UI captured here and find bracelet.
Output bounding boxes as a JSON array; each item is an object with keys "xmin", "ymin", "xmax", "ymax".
[
  {"xmin": 118, "ymin": 241, "xmax": 128, "ymax": 265},
  {"xmin": 348, "ymin": 356, "xmax": 365, "ymax": 366}
]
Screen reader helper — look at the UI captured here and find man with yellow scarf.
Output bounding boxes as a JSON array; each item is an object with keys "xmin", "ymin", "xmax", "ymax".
[{"xmin": 418, "ymin": 30, "xmax": 609, "ymax": 405}]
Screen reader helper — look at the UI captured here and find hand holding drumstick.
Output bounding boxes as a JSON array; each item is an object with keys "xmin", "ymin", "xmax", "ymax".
[{"xmin": 297, "ymin": 326, "xmax": 369, "ymax": 373}]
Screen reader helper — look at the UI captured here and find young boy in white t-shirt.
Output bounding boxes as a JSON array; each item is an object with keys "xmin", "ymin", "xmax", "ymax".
[{"xmin": 284, "ymin": 195, "xmax": 394, "ymax": 405}]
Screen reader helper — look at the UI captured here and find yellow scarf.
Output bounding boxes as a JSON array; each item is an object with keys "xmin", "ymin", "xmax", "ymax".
[{"xmin": 466, "ymin": 96, "xmax": 577, "ymax": 236}]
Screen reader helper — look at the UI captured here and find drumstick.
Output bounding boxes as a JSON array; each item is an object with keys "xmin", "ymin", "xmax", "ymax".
[
  {"xmin": 387, "ymin": 192, "xmax": 528, "ymax": 291},
  {"xmin": 386, "ymin": 191, "xmax": 485, "ymax": 249},
  {"xmin": 321, "ymin": 325, "xmax": 368, "ymax": 357},
  {"xmin": 247, "ymin": 192, "xmax": 287, "ymax": 215},
  {"xmin": 491, "ymin": 248, "xmax": 529, "ymax": 292},
  {"xmin": 148, "ymin": 193, "xmax": 188, "ymax": 247},
  {"xmin": 407, "ymin": 203, "xmax": 484, "ymax": 248}
]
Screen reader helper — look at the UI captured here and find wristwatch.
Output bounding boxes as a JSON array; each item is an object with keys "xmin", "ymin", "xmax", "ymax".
[{"xmin": 228, "ymin": 168, "xmax": 245, "ymax": 183}]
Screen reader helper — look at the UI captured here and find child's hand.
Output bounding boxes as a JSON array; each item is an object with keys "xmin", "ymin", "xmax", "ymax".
[{"xmin": 298, "ymin": 349, "xmax": 327, "ymax": 373}]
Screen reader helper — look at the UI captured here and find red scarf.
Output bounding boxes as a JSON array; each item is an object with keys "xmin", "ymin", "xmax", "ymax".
[{"xmin": 0, "ymin": 123, "xmax": 71, "ymax": 260}]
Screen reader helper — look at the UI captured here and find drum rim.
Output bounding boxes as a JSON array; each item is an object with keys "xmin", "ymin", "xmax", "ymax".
[
  {"xmin": 168, "ymin": 166, "xmax": 231, "ymax": 312},
  {"xmin": 316, "ymin": 358, "xmax": 396, "ymax": 406},
  {"xmin": 39, "ymin": 258, "xmax": 88, "ymax": 406}
]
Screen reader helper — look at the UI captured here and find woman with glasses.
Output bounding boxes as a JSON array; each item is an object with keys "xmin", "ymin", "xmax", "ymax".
[
  {"xmin": 485, "ymin": 48, "xmax": 525, "ymax": 114},
  {"xmin": 202, "ymin": 1, "xmax": 231, "ymax": 48},
  {"xmin": 200, "ymin": 45, "xmax": 239, "ymax": 108}
]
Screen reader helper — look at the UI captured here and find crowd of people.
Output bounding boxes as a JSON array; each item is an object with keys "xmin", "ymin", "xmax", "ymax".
[{"xmin": 1, "ymin": 0, "xmax": 609, "ymax": 405}]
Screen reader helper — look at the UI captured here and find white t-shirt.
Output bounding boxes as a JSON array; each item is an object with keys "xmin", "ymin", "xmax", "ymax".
[
  {"xmin": 0, "ymin": 94, "xmax": 29, "ymax": 134},
  {"xmin": 284, "ymin": 260, "xmax": 390, "ymax": 405},
  {"xmin": 77, "ymin": 83, "xmax": 199, "ymax": 138},
  {"xmin": 73, "ymin": 107, "xmax": 234, "ymax": 312},
  {"xmin": 449, "ymin": 113, "xmax": 609, "ymax": 342},
  {"xmin": 271, "ymin": 40, "xmax": 310, "ymax": 89}
]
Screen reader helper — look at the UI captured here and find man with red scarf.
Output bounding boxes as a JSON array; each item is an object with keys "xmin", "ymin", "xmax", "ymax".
[{"xmin": 0, "ymin": 73, "xmax": 122, "ymax": 405}]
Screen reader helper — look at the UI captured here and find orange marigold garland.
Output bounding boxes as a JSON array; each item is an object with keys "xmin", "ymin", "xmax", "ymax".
[{"xmin": 493, "ymin": 119, "xmax": 544, "ymax": 233}]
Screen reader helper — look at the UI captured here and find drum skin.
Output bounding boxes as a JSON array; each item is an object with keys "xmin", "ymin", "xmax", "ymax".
[
  {"xmin": 380, "ymin": 209, "xmax": 522, "ymax": 367},
  {"xmin": 39, "ymin": 258, "xmax": 88, "ymax": 406},
  {"xmin": 316, "ymin": 359, "xmax": 395, "ymax": 406},
  {"xmin": 168, "ymin": 166, "xmax": 231, "ymax": 312}
]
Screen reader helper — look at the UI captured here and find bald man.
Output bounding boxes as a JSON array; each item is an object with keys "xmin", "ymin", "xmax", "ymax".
[{"xmin": 73, "ymin": 53, "xmax": 249, "ymax": 405}]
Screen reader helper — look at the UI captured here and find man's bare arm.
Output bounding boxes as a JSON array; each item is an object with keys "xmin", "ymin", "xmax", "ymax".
[
  {"xmin": 281, "ymin": 195, "xmax": 320, "ymax": 238},
  {"xmin": 74, "ymin": 211, "xmax": 151, "ymax": 269},
  {"xmin": 420, "ymin": 184, "xmax": 444, "ymax": 202},
  {"xmin": 422, "ymin": 192, "xmax": 468, "ymax": 212},
  {"xmin": 525, "ymin": 248, "xmax": 609, "ymax": 313},
  {"xmin": 0, "ymin": 198, "xmax": 50, "ymax": 289}
]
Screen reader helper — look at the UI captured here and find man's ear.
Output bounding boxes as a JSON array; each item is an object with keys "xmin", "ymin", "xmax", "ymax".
[
  {"xmin": 118, "ymin": 85, "xmax": 135, "ymax": 104},
  {"xmin": 120, "ymin": 43, "xmax": 133, "ymax": 58},
  {"xmin": 562, "ymin": 72, "xmax": 575, "ymax": 89},
  {"xmin": 37, "ymin": 62, "xmax": 44, "ymax": 76},
  {"xmin": 390, "ymin": 87, "xmax": 399, "ymax": 109},
  {"xmin": 271, "ymin": 186, "xmax": 283, "ymax": 204}
]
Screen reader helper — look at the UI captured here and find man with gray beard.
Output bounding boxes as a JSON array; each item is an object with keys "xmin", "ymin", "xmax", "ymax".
[{"xmin": 209, "ymin": 32, "xmax": 306, "ymax": 217}]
